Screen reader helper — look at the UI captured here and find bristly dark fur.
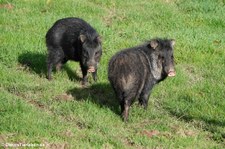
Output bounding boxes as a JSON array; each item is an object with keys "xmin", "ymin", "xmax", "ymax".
[
  {"xmin": 108, "ymin": 38, "xmax": 176, "ymax": 121},
  {"xmin": 46, "ymin": 17, "xmax": 102, "ymax": 85}
]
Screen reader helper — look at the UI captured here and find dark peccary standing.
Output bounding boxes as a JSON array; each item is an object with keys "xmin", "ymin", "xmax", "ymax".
[
  {"xmin": 108, "ymin": 38, "xmax": 176, "ymax": 121},
  {"xmin": 46, "ymin": 17, "xmax": 102, "ymax": 85}
]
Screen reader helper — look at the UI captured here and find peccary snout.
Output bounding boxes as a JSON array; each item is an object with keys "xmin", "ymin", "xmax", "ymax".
[
  {"xmin": 81, "ymin": 41, "xmax": 102, "ymax": 74},
  {"xmin": 168, "ymin": 68, "xmax": 176, "ymax": 77},
  {"xmin": 86, "ymin": 59, "xmax": 97, "ymax": 73},
  {"xmin": 154, "ymin": 39, "xmax": 176, "ymax": 78}
]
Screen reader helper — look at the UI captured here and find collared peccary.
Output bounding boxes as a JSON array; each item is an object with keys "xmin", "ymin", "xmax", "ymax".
[
  {"xmin": 108, "ymin": 38, "xmax": 176, "ymax": 121},
  {"xmin": 46, "ymin": 17, "xmax": 102, "ymax": 85}
]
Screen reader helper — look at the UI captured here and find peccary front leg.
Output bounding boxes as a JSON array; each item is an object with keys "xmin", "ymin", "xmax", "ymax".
[
  {"xmin": 138, "ymin": 92, "xmax": 150, "ymax": 109},
  {"xmin": 81, "ymin": 65, "xmax": 88, "ymax": 85},
  {"xmin": 138, "ymin": 82, "xmax": 154, "ymax": 109},
  {"xmin": 92, "ymin": 70, "xmax": 97, "ymax": 82}
]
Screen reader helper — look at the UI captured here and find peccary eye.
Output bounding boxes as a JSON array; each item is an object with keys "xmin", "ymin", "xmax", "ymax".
[
  {"xmin": 95, "ymin": 51, "xmax": 100, "ymax": 56},
  {"xmin": 158, "ymin": 55, "xmax": 164, "ymax": 63}
]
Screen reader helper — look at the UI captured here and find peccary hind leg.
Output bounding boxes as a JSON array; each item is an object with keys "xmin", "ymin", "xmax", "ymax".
[
  {"xmin": 123, "ymin": 100, "xmax": 131, "ymax": 122},
  {"xmin": 120, "ymin": 99, "xmax": 131, "ymax": 122},
  {"xmin": 47, "ymin": 47, "xmax": 65, "ymax": 80},
  {"xmin": 120, "ymin": 92, "xmax": 133, "ymax": 122},
  {"xmin": 56, "ymin": 57, "xmax": 68, "ymax": 71},
  {"xmin": 47, "ymin": 63, "xmax": 53, "ymax": 80}
]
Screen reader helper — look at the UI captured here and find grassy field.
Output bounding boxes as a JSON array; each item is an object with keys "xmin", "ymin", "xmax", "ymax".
[{"xmin": 0, "ymin": 0, "xmax": 225, "ymax": 148}]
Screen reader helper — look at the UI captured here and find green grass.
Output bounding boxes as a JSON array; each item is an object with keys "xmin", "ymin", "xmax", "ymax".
[{"xmin": 0, "ymin": 0, "xmax": 225, "ymax": 148}]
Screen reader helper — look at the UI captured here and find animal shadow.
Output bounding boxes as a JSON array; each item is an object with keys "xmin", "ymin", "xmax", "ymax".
[
  {"xmin": 67, "ymin": 83, "xmax": 120, "ymax": 115},
  {"xmin": 18, "ymin": 52, "xmax": 80, "ymax": 81},
  {"xmin": 18, "ymin": 52, "xmax": 47, "ymax": 75},
  {"xmin": 165, "ymin": 106, "xmax": 225, "ymax": 141}
]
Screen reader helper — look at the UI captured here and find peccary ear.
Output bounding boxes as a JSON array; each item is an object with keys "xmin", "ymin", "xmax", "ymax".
[
  {"xmin": 95, "ymin": 36, "xmax": 102, "ymax": 43},
  {"xmin": 170, "ymin": 39, "xmax": 175, "ymax": 47},
  {"xmin": 150, "ymin": 40, "xmax": 158, "ymax": 49},
  {"xmin": 79, "ymin": 34, "xmax": 86, "ymax": 43}
]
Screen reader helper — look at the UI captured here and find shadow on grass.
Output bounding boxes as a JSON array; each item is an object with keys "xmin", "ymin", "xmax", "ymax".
[
  {"xmin": 18, "ymin": 52, "xmax": 81, "ymax": 81},
  {"xmin": 67, "ymin": 82, "xmax": 120, "ymax": 115},
  {"xmin": 167, "ymin": 109, "xmax": 225, "ymax": 127},
  {"xmin": 18, "ymin": 52, "xmax": 47, "ymax": 75},
  {"xmin": 165, "ymin": 108, "xmax": 225, "ymax": 142}
]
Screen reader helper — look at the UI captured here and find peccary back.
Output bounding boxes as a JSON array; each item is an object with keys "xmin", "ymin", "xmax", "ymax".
[{"xmin": 108, "ymin": 38, "xmax": 176, "ymax": 121}]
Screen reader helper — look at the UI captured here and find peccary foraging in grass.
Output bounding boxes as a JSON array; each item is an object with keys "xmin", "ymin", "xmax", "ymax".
[
  {"xmin": 46, "ymin": 17, "xmax": 102, "ymax": 85},
  {"xmin": 108, "ymin": 38, "xmax": 176, "ymax": 121}
]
